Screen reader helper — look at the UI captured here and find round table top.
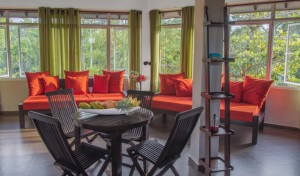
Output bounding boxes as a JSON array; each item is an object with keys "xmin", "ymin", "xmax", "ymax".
[{"xmin": 73, "ymin": 108, "xmax": 153, "ymax": 133}]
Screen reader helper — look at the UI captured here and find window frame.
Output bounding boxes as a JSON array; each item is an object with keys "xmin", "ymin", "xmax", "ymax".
[
  {"xmin": 80, "ymin": 12, "xmax": 129, "ymax": 76},
  {"xmin": 227, "ymin": 2, "xmax": 300, "ymax": 86}
]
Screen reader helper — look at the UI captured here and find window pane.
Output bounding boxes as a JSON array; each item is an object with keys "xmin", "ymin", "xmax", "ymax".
[
  {"xmin": 160, "ymin": 27, "xmax": 181, "ymax": 74},
  {"xmin": 0, "ymin": 11, "xmax": 6, "ymax": 23},
  {"xmin": 110, "ymin": 27, "xmax": 129, "ymax": 74},
  {"xmin": 80, "ymin": 13, "xmax": 108, "ymax": 25},
  {"xmin": 110, "ymin": 19, "xmax": 128, "ymax": 25},
  {"xmin": 9, "ymin": 11, "xmax": 38, "ymax": 23},
  {"xmin": 272, "ymin": 21, "xmax": 300, "ymax": 86},
  {"xmin": 229, "ymin": 12, "xmax": 271, "ymax": 21},
  {"xmin": 229, "ymin": 25, "xmax": 269, "ymax": 80},
  {"xmin": 276, "ymin": 9, "xmax": 300, "ymax": 19},
  {"xmin": 275, "ymin": 2, "xmax": 300, "ymax": 19},
  {"xmin": 0, "ymin": 26, "xmax": 8, "ymax": 77},
  {"xmin": 10, "ymin": 26, "xmax": 40, "ymax": 78},
  {"xmin": 161, "ymin": 18, "xmax": 182, "ymax": 25},
  {"xmin": 81, "ymin": 28, "xmax": 107, "ymax": 76},
  {"xmin": 228, "ymin": 4, "xmax": 272, "ymax": 21}
]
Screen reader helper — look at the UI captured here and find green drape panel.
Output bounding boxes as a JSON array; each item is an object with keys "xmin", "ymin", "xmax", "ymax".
[
  {"xmin": 180, "ymin": 6, "xmax": 195, "ymax": 79},
  {"xmin": 129, "ymin": 10, "xmax": 142, "ymax": 90},
  {"xmin": 150, "ymin": 10, "xmax": 161, "ymax": 92},
  {"xmin": 39, "ymin": 7, "xmax": 80, "ymax": 77}
]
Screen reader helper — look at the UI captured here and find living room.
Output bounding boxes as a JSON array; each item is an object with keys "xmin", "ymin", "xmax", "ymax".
[{"xmin": 0, "ymin": 0, "xmax": 299, "ymax": 176}]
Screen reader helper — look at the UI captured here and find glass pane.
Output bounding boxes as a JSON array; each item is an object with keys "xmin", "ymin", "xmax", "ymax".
[
  {"xmin": 229, "ymin": 24, "xmax": 269, "ymax": 80},
  {"xmin": 81, "ymin": 28, "xmax": 107, "ymax": 76},
  {"xmin": 9, "ymin": 11, "xmax": 38, "ymax": 23},
  {"xmin": 0, "ymin": 11, "xmax": 6, "ymax": 23},
  {"xmin": 272, "ymin": 21, "xmax": 300, "ymax": 86},
  {"xmin": 110, "ymin": 19, "xmax": 128, "ymax": 25},
  {"xmin": 276, "ymin": 9, "xmax": 300, "ymax": 19},
  {"xmin": 10, "ymin": 26, "xmax": 40, "ymax": 78},
  {"xmin": 110, "ymin": 27, "xmax": 129, "ymax": 74},
  {"xmin": 284, "ymin": 24, "xmax": 300, "ymax": 85},
  {"xmin": 0, "ymin": 26, "xmax": 8, "ymax": 77},
  {"xmin": 160, "ymin": 27, "xmax": 181, "ymax": 74},
  {"xmin": 229, "ymin": 12, "xmax": 271, "ymax": 21},
  {"xmin": 81, "ymin": 18, "xmax": 108, "ymax": 25},
  {"xmin": 161, "ymin": 18, "xmax": 182, "ymax": 25}
]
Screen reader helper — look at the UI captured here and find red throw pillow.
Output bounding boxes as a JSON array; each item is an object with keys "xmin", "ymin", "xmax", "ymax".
[
  {"xmin": 43, "ymin": 76, "xmax": 60, "ymax": 93},
  {"xmin": 65, "ymin": 70, "xmax": 89, "ymax": 93},
  {"xmin": 230, "ymin": 81, "xmax": 243, "ymax": 102},
  {"xmin": 25, "ymin": 71, "xmax": 50, "ymax": 96},
  {"xmin": 175, "ymin": 79, "xmax": 193, "ymax": 97},
  {"xmin": 242, "ymin": 76, "xmax": 273, "ymax": 108},
  {"xmin": 66, "ymin": 76, "xmax": 88, "ymax": 95},
  {"xmin": 103, "ymin": 70, "xmax": 125, "ymax": 93},
  {"xmin": 92, "ymin": 74, "xmax": 110, "ymax": 93},
  {"xmin": 159, "ymin": 73, "xmax": 184, "ymax": 95}
]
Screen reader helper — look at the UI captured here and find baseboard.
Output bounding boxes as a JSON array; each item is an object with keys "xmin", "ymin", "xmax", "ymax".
[
  {"xmin": 0, "ymin": 111, "xmax": 18, "ymax": 115},
  {"xmin": 264, "ymin": 123, "xmax": 300, "ymax": 131}
]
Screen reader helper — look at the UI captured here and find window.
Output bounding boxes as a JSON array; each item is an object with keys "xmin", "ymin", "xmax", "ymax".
[
  {"xmin": 0, "ymin": 10, "xmax": 39, "ymax": 78},
  {"xmin": 80, "ymin": 13, "xmax": 129, "ymax": 76},
  {"xmin": 227, "ymin": 1, "xmax": 300, "ymax": 86},
  {"xmin": 160, "ymin": 11, "xmax": 182, "ymax": 74}
]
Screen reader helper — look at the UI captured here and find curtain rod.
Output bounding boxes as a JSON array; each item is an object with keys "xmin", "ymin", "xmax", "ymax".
[{"xmin": 226, "ymin": 0, "xmax": 298, "ymax": 7}]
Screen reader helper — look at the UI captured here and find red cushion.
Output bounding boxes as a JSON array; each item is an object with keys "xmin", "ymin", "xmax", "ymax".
[
  {"xmin": 87, "ymin": 93, "xmax": 125, "ymax": 102},
  {"xmin": 92, "ymin": 74, "xmax": 110, "ymax": 94},
  {"xmin": 159, "ymin": 73, "xmax": 184, "ymax": 95},
  {"xmin": 230, "ymin": 81, "xmax": 243, "ymax": 102},
  {"xmin": 175, "ymin": 79, "xmax": 193, "ymax": 97},
  {"xmin": 220, "ymin": 101, "xmax": 261, "ymax": 122},
  {"xmin": 65, "ymin": 70, "xmax": 89, "ymax": 93},
  {"xmin": 242, "ymin": 76, "xmax": 273, "ymax": 108},
  {"xmin": 103, "ymin": 70, "xmax": 125, "ymax": 93},
  {"xmin": 152, "ymin": 95, "xmax": 192, "ymax": 112},
  {"xmin": 43, "ymin": 76, "xmax": 60, "ymax": 93},
  {"xmin": 23, "ymin": 95, "xmax": 50, "ymax": 110},
  {"xmin": 66, "ymin": 76, "xmax": 88, "ymax": 95},
  {"xmin": 25, "ymin": 71, "xmax": 50, "ymax": 96}
]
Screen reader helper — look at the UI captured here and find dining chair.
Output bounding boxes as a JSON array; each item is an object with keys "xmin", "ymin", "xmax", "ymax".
[
  {"xmin": 46, "ymin": 89, "xmax": 98, "ymax": 147},
  {"xmin": 29, "ymin": 111, "xmax": 111, "ymax": 176},
  {"xmin": 127, "ymin": 106, "xmax": 204, "ymax": 176}
]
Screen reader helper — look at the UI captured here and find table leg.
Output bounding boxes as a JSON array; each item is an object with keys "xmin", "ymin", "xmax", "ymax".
[
  {"xmin": 142, "ymin": 125, "xmax": 149, "ymax": 172},
  {"xmin": 74, "ymin": 126, "xmax": 81, "ymax": 149},
  {"xmin": 111, "ymin": 131, "xmax": 122, "ymax": 176}
]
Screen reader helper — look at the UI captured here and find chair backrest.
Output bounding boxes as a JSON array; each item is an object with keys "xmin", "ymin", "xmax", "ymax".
[
  {"xmin": 46, "ymin": 89, "xmax": 78, "ymax": 135},
  {"xmin": 156, "ymin": 107, "xmax": 204, "ymax": 167},
  {"xmin": 127, "ymin": 90, "xmax": 155, "ymax": 110},
  {"xmin": 29, "ymin": 111, "xmax": 84, "ymax": 173}
]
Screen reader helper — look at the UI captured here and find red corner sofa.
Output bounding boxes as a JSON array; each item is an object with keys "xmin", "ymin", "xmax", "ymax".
[{"xmin": 151, "ymin": 75, "xmax": 273, "ymax": 145}]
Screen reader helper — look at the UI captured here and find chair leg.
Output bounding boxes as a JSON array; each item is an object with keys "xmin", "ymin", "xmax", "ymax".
[
  {"xmin": 162, "ymin": 113, "xmax": 167, "ymax": 124},
  {"xmin": 129, "ymin": 165, "xmax": 135, "ymax": 176},
  {"xmin": 97, "ymin": 153, "xmax": 111, "ymax": 176},
  {"xmin": 128, "ymin": 150, "xmax": 145, "ymax": 176},
  {"xmin": 252, "ymin": 117, "xmax": 259, "ymax": 145},
  {"xmin": 18, "ymin": 104, "xmax": 25, "ymax": 129},
  {"xmin": 170, "ymin": 165, "xmax": 180, "ymax": 176},
  {"xmin": 61, "ymin": 170, "xmax": 74, "ymax": 176}
]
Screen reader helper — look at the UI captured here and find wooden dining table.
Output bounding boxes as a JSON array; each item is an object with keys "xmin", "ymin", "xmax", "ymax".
[{"xmin": 73, "ymin": 108, "xmax": 153, "ymax": 176}]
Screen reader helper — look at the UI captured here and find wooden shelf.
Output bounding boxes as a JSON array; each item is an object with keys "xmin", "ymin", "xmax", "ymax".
[
  {"xmin": 203, "ymin": 58, "xmax": 235, "ymax": 63},
  {"xmin": 201, "ymin": 92, "xmax": 234, "ymax": 99},
  {"xmin": 199, "ymin": 157, "xmax": 234, "ymax": 173},
  {"xmin": 200, "ymin": 125, "xmax": 234, "ymax": 136}
]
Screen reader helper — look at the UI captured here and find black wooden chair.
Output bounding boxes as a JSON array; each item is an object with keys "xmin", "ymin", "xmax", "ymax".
[
  {"xmin": 46, "ymin": 89, "xmax": 98, "ymax": 147},
  {"xmin": 29, "ymin": 111, "xmax": 111, "ymax": 176},
  {"xmin": 127, "ymin": 107, "xmax": 204, "ymax": 176}
]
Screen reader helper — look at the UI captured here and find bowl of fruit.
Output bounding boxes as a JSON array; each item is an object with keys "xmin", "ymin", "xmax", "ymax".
[{"xmin": 78, "ymin": 97, "xmax": 141, "ymax": 115}]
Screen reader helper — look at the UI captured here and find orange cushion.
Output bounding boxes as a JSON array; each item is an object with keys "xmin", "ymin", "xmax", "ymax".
[
  {"xmin": 220, "ymin": 101, "xmax": 261, "ymax": 122},
  {"xmin": 175, "ymin": 79, "xmax": 193, "ymax": 97},
  {"xmin": 230, "ymin": 81, "xmax": 243, "ymax": 102},
  {"xmin": 23, "ymin": 95, "xmax": 50, "ymax": 110},
  {"xmin": 43, "ymin": 76, "xmax": 60, "ymax": 93},
  {"xmin": 66, "ymin": 76, "xmax": 88, "ymax": 95},
  {"xmin": 65, "ymin": 70, "xmax": 89, "ymax": 93},
  {"xmin": 152, "ymin": 95, "xmax": 192, "ymax": 112},
  {"xmin": 25, "ymin": 71, "xmax": 50, "ymax": 96},
  {"xmin": 103, "ymin": 70, "xmax": 125, "ymax": 93},
  {"xmin": 159, "ymin": 73, "xmax": 184, "ymax": 95},
  {"xmin": 87, "ymin": 93, "xmax": 125, "ymax": 102},
  {"xmin": 92, "ymin": 74, "xmax": 110, "ymax": 94},
  {"xmin": 242, "ymin": 76, "xmax": 273, "ymax": 108}
]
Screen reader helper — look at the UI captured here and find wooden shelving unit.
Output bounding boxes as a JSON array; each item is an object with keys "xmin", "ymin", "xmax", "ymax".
[{"xmin": 199, "ymin": 6, "xmax": 234, "ymax": 175}]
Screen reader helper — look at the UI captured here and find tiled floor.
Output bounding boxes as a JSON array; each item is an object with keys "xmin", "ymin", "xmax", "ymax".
[{"xmin": 0, "ymin": 113, "xmax": 299, "ymax": 176}]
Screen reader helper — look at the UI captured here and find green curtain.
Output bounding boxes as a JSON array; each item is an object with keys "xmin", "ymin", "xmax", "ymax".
[
  {"xmin": 180, "ymin": 6, "xmax": 195, "ymax": 79},
  {"xmin": 129, "ymin": 10, "xmax": 142, "ymax": 90},
  {"xmin": 39, "ymin": 7, "xmax": 80, "ymax": 78},
  {"xmin": 150, "ymin": 10, "xmax": 161, "ymax": 92}
]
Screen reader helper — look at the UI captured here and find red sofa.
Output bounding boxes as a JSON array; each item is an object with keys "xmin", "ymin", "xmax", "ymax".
[
  {"xmin": 152, "ymin": 94, "xmax": 265, "ymax": 145},
  {"xmin": 18, "ymin": 78, "xmax": 125, "ymax": 128}
]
